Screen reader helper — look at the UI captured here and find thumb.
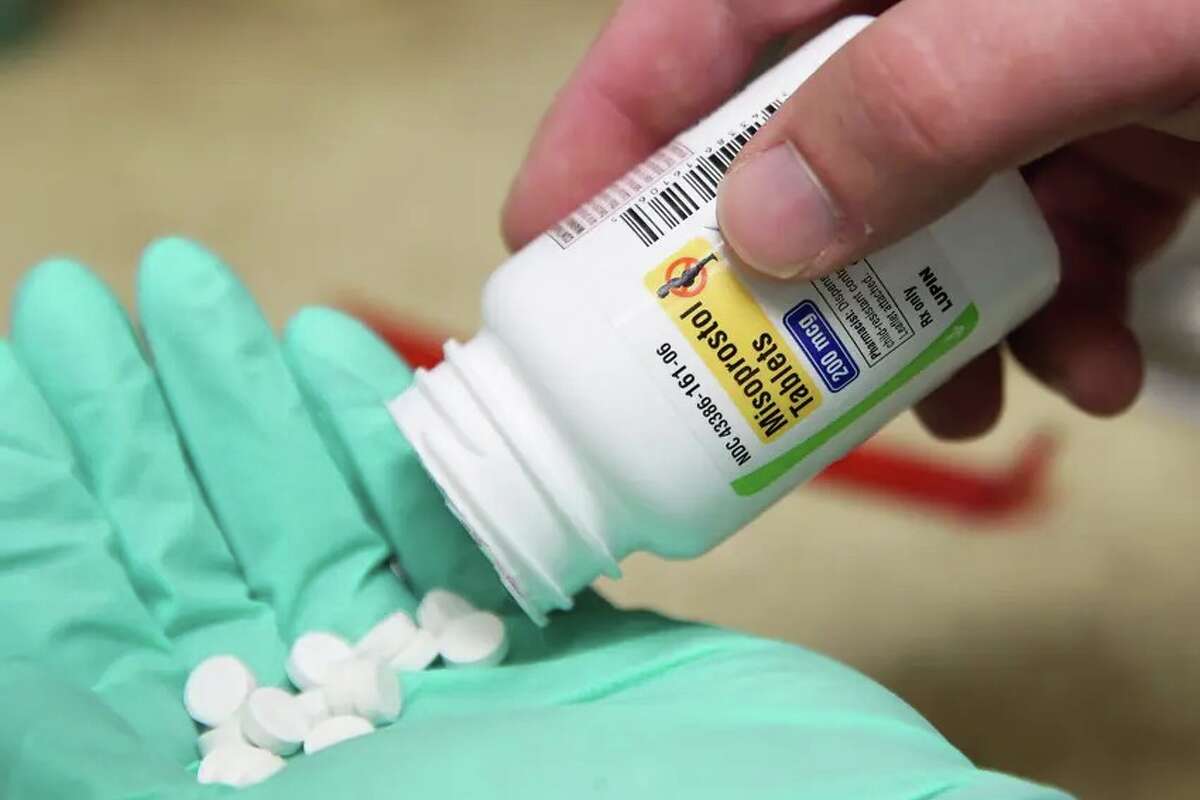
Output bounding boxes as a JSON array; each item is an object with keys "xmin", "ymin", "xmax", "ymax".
[{"xmin": 717, "ymin": 0, "xmax": 1200, "ymax": 279}]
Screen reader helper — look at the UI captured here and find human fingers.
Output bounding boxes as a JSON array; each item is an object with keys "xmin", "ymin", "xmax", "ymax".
[
  {"xmin": 1001, "ymin": 145, "xmax": 1191, "ymax": 414},
  {"xmin": 500, "ymin": 0, "xmax": 879, "ymax": 249},
  {"xmin": 138, "ymin": 239, "xmax": 413, "ymax": 640},
  {"xmin": 283, "ymin": 307, "xmax": 509, "ymax": 610},
  {"xmin": 0, "ymin": 341, "xmax": 195, "ymax": 762},
  {"xmin": 11, "ymin": 260, "xmax": 287, "ymax": 681},
  {"xmin": 717, "ymin": 0, "xmax": 1200, "ymax": 278},
  {"xmin": 1072, "ymin": 126, "xmax": 1200, "ymax": 202},
  {"xmin": 912, "ymin": 142, "xmax": 1189, "ymax": 433},
  {"xmin": 912, "ymin": 347, "xmax": 1003, "ymax": 440}
]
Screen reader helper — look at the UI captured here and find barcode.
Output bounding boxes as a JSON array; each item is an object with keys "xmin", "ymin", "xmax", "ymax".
[
  {"xmin": 548, "ymin": 142, "xmax": 692, "ymax": 249},
  {"xmin": 619, "ymin": 100, "xmax": 780, "ymax": 248}
]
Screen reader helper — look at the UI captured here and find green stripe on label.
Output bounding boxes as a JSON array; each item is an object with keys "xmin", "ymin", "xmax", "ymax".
[{"xmin": 731, "ymin": 303, "xmax": 979, "ymax": 496}]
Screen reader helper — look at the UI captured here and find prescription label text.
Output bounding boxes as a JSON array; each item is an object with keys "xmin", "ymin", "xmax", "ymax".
[
  {"xmin": 552, "ymin": 46, "xmax": 984, "ymax": 495},
  {"xmin": 644, "ymin": 237, "xmax": 822, "ymax": 444}
]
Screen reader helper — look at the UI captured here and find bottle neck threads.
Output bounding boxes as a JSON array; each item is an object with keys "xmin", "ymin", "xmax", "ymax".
[{"xmin": 387, "ymin": 331, "xmax": 618, "ymax": 625}]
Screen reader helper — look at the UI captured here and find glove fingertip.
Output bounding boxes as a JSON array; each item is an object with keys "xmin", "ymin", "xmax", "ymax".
[
  {"xmin": 137, "ymin": 236, "xmax": 240, "ymax": 324},
  {"xmin": 285, "ymin": 305, "xmax": 414, "ymax": 399},
  {"xmin": 141, "ymin": 234, "xmax": 218, "ymax": 268},
  {"xmin": 12, "ymin": 257, "xmax": 97, "ymax": 325},
  {"xmin": 283, "ymin": 305, "xmax": 361, "ymax": 352}
]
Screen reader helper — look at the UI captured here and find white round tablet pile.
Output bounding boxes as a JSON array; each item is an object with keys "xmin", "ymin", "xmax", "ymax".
[
  {"xmin": 184, "ymin": 588, "xmax": 507, "ymax": 788},
  {"xmin": 197, "ymin": 742, "xmax": 286, "ymax": 787},
  {"xmin": 304, "ymin": 715, "xmax": 375, "ymax": 755},
  {"xmin": 437, "ymin": 611, "xmax": 509, "ymax": 668},
  {"xmin": 286, "ymin": 631, "xmax": 354, "ymax": 690},
  {"xmin": 185, "ymin": 655, "xmax": 258, "ymax": 728}
]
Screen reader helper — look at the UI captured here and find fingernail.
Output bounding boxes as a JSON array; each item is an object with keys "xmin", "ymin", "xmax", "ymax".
[{"xmin": 717, "ymin": 142, "xmax": 838, "ymax": 278}]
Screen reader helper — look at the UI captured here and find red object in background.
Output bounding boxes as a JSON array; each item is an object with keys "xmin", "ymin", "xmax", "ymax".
[
  {"xmin": 355, "ymin": 308, "xmax": 446, "ymax": 370},
  {"xmin": 814, "ymin": 434, "xmax": 1055, "ymax": 519},
  {"xmin": 356, "ymin": 307, "xmax": 1055, "ymax": 522}
]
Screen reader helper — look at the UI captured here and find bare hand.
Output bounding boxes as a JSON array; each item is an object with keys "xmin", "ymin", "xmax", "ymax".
[{"xmin": 503, "ymin": 0, "xmax": 1200, "ymax": 437}]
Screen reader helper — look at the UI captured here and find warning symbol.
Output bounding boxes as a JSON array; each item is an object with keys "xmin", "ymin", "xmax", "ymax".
[
  {"xmin": 662, "ymin": 256, "xmax": 709, "ymax": 298},
  {"xmin": 644, "ymin": 237, "xmax": 722, "ymax": 301}
]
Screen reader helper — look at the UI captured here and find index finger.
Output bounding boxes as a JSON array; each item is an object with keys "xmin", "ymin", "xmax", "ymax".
[
  {"xmin": 138, "ymin": 239, "xmax": 414, "ymax": 641},
  {"xmin": 500, "ymin": 0, "xmax": 869, "ymax": 249},
  {"xmin": 11, "ymin": 261, "xmax": 288, "ymax": 682}
]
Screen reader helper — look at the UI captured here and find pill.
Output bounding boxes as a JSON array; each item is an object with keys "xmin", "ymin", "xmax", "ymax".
[
  {"xmin": 296, "ymin": 688, "xmax": 331, "ymax": 724},
  {"xmin": 197, "ymin": 743, "xmax": 285, "ymax": 787},
  {"xmin": 184, "ymin": 655, "xmax": 257, "ymax": 728},
  {"xmin": 303, "ymin": 715, "xmax": 375, "ymax": 755},
  {"xmin": 364, "ymin": 663, "xmax": 403, "ymax": 725},
  {"xmin": 240, "ymin": 687, "xmax": 311, "ymax": 756},
  {"xmin": 416, "ymin": 588, "xmax": 475, "ymax": 635},
  {"xmin": 321, "ymin": 660, "xmax": 371, "ymax": 717},
  {"xmin": 323, "ymin": 658, "xmax": 403, "ymax": 725},
  {"xmin": 437, "ymin": 611, "xmax": 508, "ymax": 668},
  {"xmin": 197, "ymin": 718, "xmax": 246, "ymax": 759},
  {"xmin": 286, "ymin": 631, "xmax": 353, "ymax": 690},
  {"xmin": 355, "ymin": 611, "xmax": 418, "ymax": 664},
  {"xmin": 387, "ymin": 628, "xmax": 440, "ymax": 672}
]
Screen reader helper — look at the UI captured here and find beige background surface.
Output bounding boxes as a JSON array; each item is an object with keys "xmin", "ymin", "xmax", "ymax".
[{"xmin": 2, "ymin": 3, "xmax": 1199, "ymax": 798}]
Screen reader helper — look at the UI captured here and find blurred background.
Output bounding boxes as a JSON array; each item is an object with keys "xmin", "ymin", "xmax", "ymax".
[{"xmin": 1, "ymin": 2, "xmax": 1198, "ymax": 797}]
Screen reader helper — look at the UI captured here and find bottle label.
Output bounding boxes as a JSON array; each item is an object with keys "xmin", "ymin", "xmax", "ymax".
[
  {"xmin": 540, "ymin": 22, "xmax": 980, "ymax": 496},
  {"xmin": 638, "ymin": 234, "xmax": 977, "ymax": 495},
  {"xmin": 548, "ymin": 99, "xmax": 782, "ymax": 251},
  {"xmin": 643, "ymin": 237, "xmax": 823, "ymax": 447}
]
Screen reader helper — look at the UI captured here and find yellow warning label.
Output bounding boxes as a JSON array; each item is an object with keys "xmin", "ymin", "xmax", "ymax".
[{"xmin": 644, "ymin": 237, "xmax": 822, "ymax": 444}]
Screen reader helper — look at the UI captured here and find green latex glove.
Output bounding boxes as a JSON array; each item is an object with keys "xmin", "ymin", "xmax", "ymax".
[{"xmin": 0, "ymin": 238, "xmax": 1070, "ymax": 800}]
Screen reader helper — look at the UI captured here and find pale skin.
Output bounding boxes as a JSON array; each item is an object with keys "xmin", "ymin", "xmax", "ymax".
[{"xmin": 502, "ymin": 0, "xmax": 1200, "ymax": 439}]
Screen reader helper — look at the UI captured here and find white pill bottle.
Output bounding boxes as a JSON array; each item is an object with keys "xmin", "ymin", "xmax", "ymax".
[{"xmin": 390, "ymin": 16, "xmax": 1058, "ymax": 624}]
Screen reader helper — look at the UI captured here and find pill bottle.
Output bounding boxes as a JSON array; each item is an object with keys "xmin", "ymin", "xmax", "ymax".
[{"xmin": 389, "ymin": 15, "xmax": 1059, "ymax": 624}]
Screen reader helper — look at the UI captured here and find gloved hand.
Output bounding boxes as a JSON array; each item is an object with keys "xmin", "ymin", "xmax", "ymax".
[{"xmin": 0, "ymin": 238, "xmax": 1069, "ymax": 799}]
